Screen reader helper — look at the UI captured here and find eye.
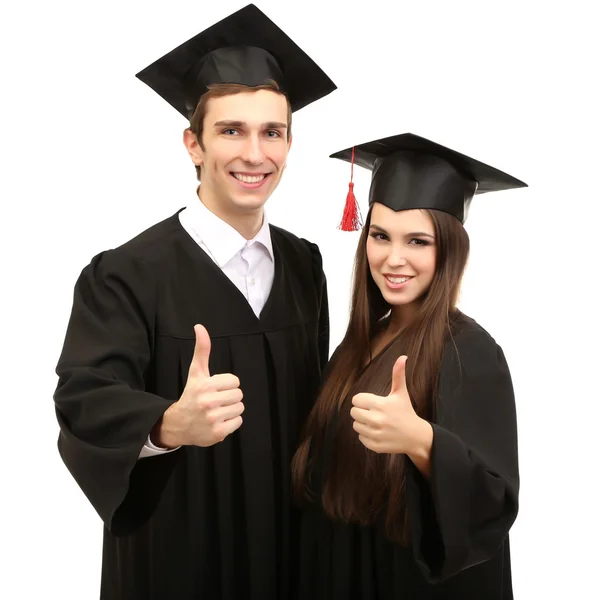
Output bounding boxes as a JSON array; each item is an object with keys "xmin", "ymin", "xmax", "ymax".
[
  {"xmin": 409, "ymin": 238, "xmax": 431, "ymax": 246},
  {"xmin": 369, "ymin": 232, "xmax": 389, "ymax": 242},
  {"xmin": 222, "ymin": 128, "xmax": 240, "ymax": 136},
  {"xmin": 265, "ymin": 130, "xmax": 282, "ymax": 138}
]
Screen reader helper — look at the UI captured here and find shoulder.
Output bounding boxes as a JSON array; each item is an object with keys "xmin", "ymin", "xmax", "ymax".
[
  {"xmin": 442, "ymin": 311, "xmax": 510, "ymax": 381},
  {"xmin": 436, "ymin": 314, "xmax": 516, "ymax": 433},
  {"xmin": 113, "ymin": 211, "xmax": 184, "ymax": 265},
  {"xmin": 270, "ymin": 225, "xmax": 325, "ymax": 284},
  {"xmin": 270, "ymin": 225, "xmax": 323, "ymax": 263},
  {"xmin": 79, "ymin": 211, "xmax": 183, "ymax": 286},
  {"xmin": 448, "ymin": 311, "xmax": 502, "ymax": 354}
]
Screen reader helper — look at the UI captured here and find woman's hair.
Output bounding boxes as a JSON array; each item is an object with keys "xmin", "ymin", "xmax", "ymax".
[
  {"xmin": 292, "ymin": 204, "xmax": 470, "ymax": 543},
  {"xmin": 188, "ymin": 80, "xmax": 292, "ymax": 181}
]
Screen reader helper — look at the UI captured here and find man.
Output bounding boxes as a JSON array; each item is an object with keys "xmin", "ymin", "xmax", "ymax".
[{"xmin": 53, "ymin": 5, "xmax": 335, "ymax": 599}]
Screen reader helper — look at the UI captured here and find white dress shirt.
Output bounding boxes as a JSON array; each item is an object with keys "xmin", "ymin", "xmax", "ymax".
[{"xmin": 139, "ymin": 194, "xmax": 275, "ymax": 458}]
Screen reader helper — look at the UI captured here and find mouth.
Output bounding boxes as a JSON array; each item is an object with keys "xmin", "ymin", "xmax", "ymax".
[
  {"xmin": 383, "ymin": 275, "xmax": 414, "ymax": 290},
  {"xmin": 230, "ymin": 172, "xmax": 271, "ymax": 189}
]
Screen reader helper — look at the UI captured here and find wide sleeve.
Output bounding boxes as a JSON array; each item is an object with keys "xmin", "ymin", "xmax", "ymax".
[
  {"xmin": 307, "ymin": 240, "xmax": 330, "ymax": 370},
  {"xmin": 53, "ymin": 249, "xmax": 179, "ymax": 536},
  {"xmin": 406, "ymin": 328, "xmax": 519, "ymax": 582}
]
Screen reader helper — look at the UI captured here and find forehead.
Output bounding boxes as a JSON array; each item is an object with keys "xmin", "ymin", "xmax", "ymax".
[
  {"xmin": 370, "ymin": 204, "xmax": 434, "ymax": 233},
  {"xmin": 204, "ymin": 89, "xmax": 289, "ymax": 124}
]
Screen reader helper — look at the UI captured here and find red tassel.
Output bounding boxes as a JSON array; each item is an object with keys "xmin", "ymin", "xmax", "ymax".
[
  {"xmin": 337, "ymin": 146, "xmax": 363, "ymax": 231},
  {"xmin": 338, "ymin": 182, "xmax": 363, "ymax": 231}
]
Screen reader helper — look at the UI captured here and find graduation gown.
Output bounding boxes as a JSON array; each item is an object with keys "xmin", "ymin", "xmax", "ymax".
[
  {"xmin": 297, "ymin": 316, "xmax": 519, "ymax": 599},
  {"xmin": 53, "ymin": 210, "xmax": 329, "ymax": 600}
]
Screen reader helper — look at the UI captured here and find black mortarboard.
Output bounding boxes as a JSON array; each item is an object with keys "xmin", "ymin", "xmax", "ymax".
[
  {"xmin": 332, "ymin": 133, "xmax": 528, "ymax": 229},
  {"xmin": 135, "ymin": 4, "xmax": 337, "ymax": 119}
]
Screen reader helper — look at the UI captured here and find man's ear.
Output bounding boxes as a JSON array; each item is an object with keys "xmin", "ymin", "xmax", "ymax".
[{"xmin": 183, "ymin": 128, "xmax": 203, "ymax": 166}]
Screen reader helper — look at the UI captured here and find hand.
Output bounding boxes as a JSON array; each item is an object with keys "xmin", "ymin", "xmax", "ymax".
[
  {"xmin": 350, "ymin": 355, "xmax": 424, "ymax": 455},
  {"xmin": 155, "ymin": 324, "xmax": 244, "ymax": 448}
]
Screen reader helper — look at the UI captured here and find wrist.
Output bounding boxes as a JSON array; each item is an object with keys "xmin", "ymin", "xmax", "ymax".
[
  {"xmin": 406, "ymin": 417, "xmax": 433, "ymax": 463},
  {"xmin": 151, "ymin": 404, "xmax": 183, "ymax": 449}
]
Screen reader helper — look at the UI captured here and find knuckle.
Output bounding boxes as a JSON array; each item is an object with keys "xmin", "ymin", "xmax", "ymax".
[
  {"xmin": 209, "ymin": 396, "xmax": 223, "ymax": 411},
  {"xmin": 212, "ymin": 425, "xmax": 227, "ymax": 442},
  {"xmin": 221, "ymin": 374, "xmax": 240, "ymax": 389},
  {"xmin": 198, "ymin": 395, "xmax": 215, "ymax": 412},
  {"xmin": 195, "ymin": 375, "xmax": 212, "ymax": 390}
]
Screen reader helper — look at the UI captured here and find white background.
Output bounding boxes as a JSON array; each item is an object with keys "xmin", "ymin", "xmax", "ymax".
[{"xmin": 2, "ymin": 0, "xmax": 599, "ymax": 597}]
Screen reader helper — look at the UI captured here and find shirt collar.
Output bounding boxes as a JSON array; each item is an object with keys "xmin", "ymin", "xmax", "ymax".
[{"xmin": 185, "ymin": 192, "xmax": 274, "ymax": 267}]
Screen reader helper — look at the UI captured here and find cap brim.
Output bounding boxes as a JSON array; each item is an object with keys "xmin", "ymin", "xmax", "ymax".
[
  {"xmin": 136, "ymin": 4, "xmax": 337, "ymax": 117},
  {"xmin": 330, "ymin": 133, "xmax": 527, "ymax": 193}
]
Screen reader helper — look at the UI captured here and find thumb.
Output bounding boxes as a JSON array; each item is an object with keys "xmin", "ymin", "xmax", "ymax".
[
  {"xmin": 389, "ymin": 355, "xmax": 408, "ymax": 396},
  {"xmin": 189, "ymin": 324, "xmax": 211, "ymax": 379}
]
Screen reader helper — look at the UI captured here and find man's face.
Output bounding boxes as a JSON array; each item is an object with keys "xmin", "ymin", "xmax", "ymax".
[{"xmin": 187, "ymin": 89, "xmax": 291, "ymax": 218}]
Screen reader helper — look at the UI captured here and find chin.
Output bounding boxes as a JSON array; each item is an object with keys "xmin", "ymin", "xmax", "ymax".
[
  {"xmin": 378, "ymin": 285, "xmax": 420, "ymax": 307},
  {"xmin": 383, "ymin": 295, "xmax": 416, "ymax": 307},
  {"xmin": 230, "ymin": 194, "xmax": 270, "ymax": 211}
]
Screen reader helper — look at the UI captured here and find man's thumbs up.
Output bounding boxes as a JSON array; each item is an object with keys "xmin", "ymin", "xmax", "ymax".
[
  {"xmin": 153, "ymin": 324, "xmax": 244, "ymax": 449},
  {"xmin": 188, "ymin": 324, "xmax": 212, "ymax": 380}
]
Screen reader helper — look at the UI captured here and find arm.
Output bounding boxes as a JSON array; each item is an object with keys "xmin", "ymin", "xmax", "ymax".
[
  {"xmin": 317, "ymin": 257, "xmax": 330, "ymax": 372},
  {"xmin": 405, "ymin": 418, "xmax": 434, "ymax": 479},
  {"xmin": 54, "ymin": 250, "xmax": 178, "ymax": 535},
  {"xmin": 406, "ymin": 329, "xmax": 519, "ymax": 582},
  {"xmin": 139, "ymin": 433, "xmax": 181, "ymax": 458},
  {"xmin": 305, "ymin": 238, "xmax": 330, "ymax": 371}
]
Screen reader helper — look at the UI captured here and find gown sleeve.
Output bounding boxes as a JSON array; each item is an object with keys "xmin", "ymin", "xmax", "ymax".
[
  {"xmin": 305, "ymin": 239, "xmax": 330, "ymax": 369},
  {"xmin": 314, "ymin": 244, "xmax": 330, "ymax": 370},
  {"xmin": 53, "ymin": 249, "xmax": 179, "ymax": 536},
  {"xmin": 406, "ymin": 327, "xmax": 519, "ymax": 582}
]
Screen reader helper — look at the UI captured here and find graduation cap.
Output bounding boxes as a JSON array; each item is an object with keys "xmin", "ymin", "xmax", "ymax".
[
  {"xmin": 332, "ymin": 133, "xmax": 528, "ymax": 230},
  {"xmin": 135, "ymin": 4, "xmax": 337, "ymax": 119}
]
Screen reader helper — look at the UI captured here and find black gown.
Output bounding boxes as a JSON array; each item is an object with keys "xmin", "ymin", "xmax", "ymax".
[
  {"xmin": 298, "ymin": 316, "xmax": 519, "ymax": 600},
  {"xmin": 53, "ymin": 209, "xmax": 329, "ymax": 600}
]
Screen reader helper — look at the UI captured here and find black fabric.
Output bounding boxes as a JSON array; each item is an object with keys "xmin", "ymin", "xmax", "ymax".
[
  {"xmin": 54, "ymin": 209, "xmax": 329, "ymax": 600},
  {"xmin": 297, "ymin": 317, "xmax": 519, "ymax": 599},
  {"xmin": 330, "ymin": 133, "xmax": 527, "ymax": 222},
  {"xmin": 135, "ymin": 4, "xmax": 337, "ymax": 118}
]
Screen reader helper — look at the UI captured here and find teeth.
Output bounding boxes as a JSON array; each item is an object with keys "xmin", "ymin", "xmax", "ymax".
[
  {"xmin": 387, "ymin": 276, "xmax": 410, "ymax": 284},
  {"xmin": 233, "ymin": 173, "xmax": 266, "ymax": 183}
]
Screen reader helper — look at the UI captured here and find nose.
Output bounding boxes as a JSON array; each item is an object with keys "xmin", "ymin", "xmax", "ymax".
[
  {"xmin": 240, "ymin": 134, "xmax": 265, "ymax": 165},
  {"xmin": 387, "ymin": 244, "xmax": 408, "ymax": 268}
]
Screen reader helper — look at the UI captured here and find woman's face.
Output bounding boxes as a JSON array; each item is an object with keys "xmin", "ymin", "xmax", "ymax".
[{"xmin": 366, "ymin": 204, "xmax": 437, "ymax": 311}]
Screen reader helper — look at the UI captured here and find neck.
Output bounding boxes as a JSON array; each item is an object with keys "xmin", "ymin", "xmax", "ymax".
[
  {"xmin": 388, "ymin": 301, "xmax": 420, "ymax": 335},
  {"xmin": 196, "ymin": 186, "xmax": 264, "ymax": 240}
]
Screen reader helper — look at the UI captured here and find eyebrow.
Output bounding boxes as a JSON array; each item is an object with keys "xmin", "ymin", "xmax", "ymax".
[
  {"xmin": 213, "ymin": 120, "xmax": 288, "ymax": 129},
  {"xmin": 369, "ymin": 224, "xmax": 435, "ymax": 239}
]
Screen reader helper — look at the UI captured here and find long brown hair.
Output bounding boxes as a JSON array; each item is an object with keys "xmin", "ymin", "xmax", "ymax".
[
  {"xmin": 292, "ymin": 205, "xmax": 470, "ymax": 543},
  {"xmin": 188, "ymin": 80, "xmax": 292, "ymax": 181}
]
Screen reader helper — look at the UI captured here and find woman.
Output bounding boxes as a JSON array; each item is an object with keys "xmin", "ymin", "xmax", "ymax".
[{"xmin": 292, "ymin": 133, "xmax": 527, "ymax": 599}]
